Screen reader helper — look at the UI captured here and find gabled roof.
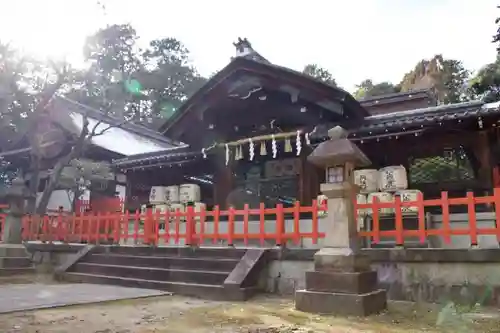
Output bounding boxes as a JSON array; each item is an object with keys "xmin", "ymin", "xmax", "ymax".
[
  {"xmin": 159, "ymin": 55, "xmax": 369, "ymax": 136},
  {"xmin": 48, "ymin": 96, "xmax": 179, "ymax": 156},
  {"xmin": 112, "ymin": 100, "xmax": 500, "ymax": 170}
]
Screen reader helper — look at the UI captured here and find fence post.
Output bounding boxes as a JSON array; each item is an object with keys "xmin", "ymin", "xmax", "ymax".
[
  {"xmin": 394, "ymin": 195, "xmax": 404, "ymax": 247},
  {"xmin": 276, "ymin": 204, "xmax": 285, "ymax": 247},
  {"xmin": 311, "ymin": 199, "xmax": 319, "ymax": 244},
  {"xmin": 416, "ymin": 192, "xmax": 426, "ymax": 244},
  {"xmin": 441, "ymin": 192, "xmax": 451, "ymax": 244},
  {"xmin": 154, "ymin": 208, "xmax": 161, "ymax": 246},
  {"xmin": 371, "ymin": 197, "xmax": 380, "ymax": 245},
  {"xmin": 293, "ymin": 201, "xmax": 300, "ymax": 245},
  {"xmin": 198, "ymin": 205, "xmax": 206, "ymax": 246},
  {"xmin": 186, "ymin": 206, "xmax": 195, "ymax": 246},
  {"xmin": 227, "ymin": 206, "xmax": 235, "ymax": 247},
  {"xmin": 467, "ymin": 192, "xmax": 478, "ymax": 247},
  {"xmin": 213, "ymin": 205, "xmax": 220, "ymax": 245},
  {"xmin": 259, "ymin": 203, "xmax": 265, "ymax": 246},
  {"xmin": 243, "ymin": 204, "xmax": 249, "ymax": 246},
  {"xmin": 494, "ymin": 188, "xmax": 500, "ymax": 243}
]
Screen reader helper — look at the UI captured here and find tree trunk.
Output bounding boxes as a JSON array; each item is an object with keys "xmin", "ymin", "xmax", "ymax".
[
  {"xmin": 25, "ymin": 157, "xmax": 40, "ymax": 214},
  {"xmin": 35, "ymin": 123, "xmax": 89, "ymax": 215},
  {"xmin": 35, "ymin": 154, "xmax": 73, "ymax": 215}
]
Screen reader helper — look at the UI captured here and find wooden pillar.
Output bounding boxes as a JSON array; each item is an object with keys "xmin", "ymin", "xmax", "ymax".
[
  {"xmin": 213, "ymin": 153, "xmax": 233, "ymax": 209},
  {"xmin": 300, "ymin": 146, "xmax": 323, "ymax": 205},
  {"xmin": 474, "ymin": 130, "xmax": 493, "ymax": 191}
]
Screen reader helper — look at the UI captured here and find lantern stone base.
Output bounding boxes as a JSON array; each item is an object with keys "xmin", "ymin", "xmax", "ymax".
[
  {"xmin": 295, "ymin": 248, "xmax": 387, "ymax": 316},
  {"xmin": 295, "ymin": 289, "xmax": 387, "ymax": 316}
]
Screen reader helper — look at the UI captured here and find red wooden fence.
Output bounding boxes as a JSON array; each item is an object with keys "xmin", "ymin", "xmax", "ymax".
[
  {"xmin": 355, "ymin": 188, "xmax": 500, "ymax": 246},
  {"xmin": 0, "ymin": 204, "xmax": 9, "ymax": 241},
  {"xmin": 19, "ymin": 201, "xmax": 326, "ymax": 246},
  {"xmin": 3, "ymin": 189, "xmax": 500, "ymax": 247}
]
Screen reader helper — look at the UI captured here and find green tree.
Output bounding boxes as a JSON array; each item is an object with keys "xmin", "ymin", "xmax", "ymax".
[
  {"xmin": 353, "ymin": 79, "xmax": 400, "ymax": 99},
  {"xmin": 140, "ymin": 38, "xmax": 207, "ymax": 125},
  {"xmin": 470, "ymin": 6, "xmax": 500, "ymax": 102},
  {"xmin": 493, "ymin": 6, "xmax": 500, "ymax": 52},
  {"xmin": 469, "ymin": 55, "xmax": 500, "ymax": 102},
  {"xmin": 0, "ymin": 24, "xmax": 207, "ymax": 213},
  {"xmin": 302, "ymin": 64, "xmax": 337, "ymax": 87},
  {"xmin": 399, "ymin": 55, "xmax": 470, "ymax": 104},
  {"xmin": 68, "ymin": 25, "xmax": 207, "ymax": 128}
]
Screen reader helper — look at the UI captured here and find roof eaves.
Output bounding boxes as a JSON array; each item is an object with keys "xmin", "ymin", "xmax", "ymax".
[
  {"xmin": 53, "ymin": 95, "xmax": 180, "ymax": 147},
  {"xmin": 356, "ymin": 100, "xmax": 498, "ymax": 134}
]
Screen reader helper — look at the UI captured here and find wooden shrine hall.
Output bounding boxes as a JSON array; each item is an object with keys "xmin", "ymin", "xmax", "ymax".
[{"xmin": 113, "ymin": 38, "xmax": 500, "ymax": 214}]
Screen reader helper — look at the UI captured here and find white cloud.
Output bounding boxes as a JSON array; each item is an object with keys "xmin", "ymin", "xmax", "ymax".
[{"xmin": 0, "ymin": 0, "xmax": 498, "ymax": 92}]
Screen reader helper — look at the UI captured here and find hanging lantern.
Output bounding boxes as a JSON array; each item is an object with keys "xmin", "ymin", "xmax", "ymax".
[
  {"xmin": 284, "ymin": 137, "xmax": 292, "ymax": 153},
  {"xmin": 260, "ymin": 141, "xmax": 267, "ymax": 155}
]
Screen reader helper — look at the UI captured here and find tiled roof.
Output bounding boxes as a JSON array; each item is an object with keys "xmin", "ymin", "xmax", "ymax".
[
  {"xmin": 113, "ymin": 100, "xmax": 500, "ymax": 169},
  {"xmin": 112, "ymin": 145, "xmax": 200, "ymax": 168},
  {"xmin": 356, "ymin": 100, "xmax": 500, "ymax": 134}
]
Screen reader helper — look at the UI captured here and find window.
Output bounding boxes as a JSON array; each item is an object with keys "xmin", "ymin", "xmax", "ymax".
[{"xmin": 409, "ymin": 146, "xmax": 475, "ymax": 184}]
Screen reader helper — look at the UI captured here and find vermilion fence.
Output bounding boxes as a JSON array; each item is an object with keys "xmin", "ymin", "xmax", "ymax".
[
  {"xmin": 75, "ymin": 198, "xmax": 124, "ymax": 213},
  {"xmin": 19, "ymin": 201, "xmax": 326, "ymax": 246},
  {"xmin": 355, "ymin": 188, "xmax": 500, "ymax": 246},
  {"xmin": 4, "ymin": 190, "xmax": 500, "ymax": 247},
  {"xmin": 0, "ymin": 204, "xmax": 9, "ymax": 241}
]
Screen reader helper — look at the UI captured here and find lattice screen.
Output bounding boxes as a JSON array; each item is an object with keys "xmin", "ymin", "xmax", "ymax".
[{"xmin": 409, "ymin": 147, "xmax": 475, "ymax": 184}]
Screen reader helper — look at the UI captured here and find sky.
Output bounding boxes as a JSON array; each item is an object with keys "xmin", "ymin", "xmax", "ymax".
[{"xmin": 0, "ymin": 0, "xmax": 498, "ymax": 92}]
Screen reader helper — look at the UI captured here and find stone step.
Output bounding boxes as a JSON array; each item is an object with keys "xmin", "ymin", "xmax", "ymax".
[
  {"xmin": 84, "ymin": 254, "xmax": 238, "ymax": 272},
  {"xmin": 0, "ymin": 245, "xmax": 28, "ymax": 258},
  {"xmin": 62, "ymin": 272, "xmax": 255, "ymax": 301},
  {"xmin": 72, "ymin": 263, "xmax": 228, "ymax": 285},
  {"xmin": 0, "ymin": 267, "xmax": 35, "ymax": 277},
  {"xmin": 0, "ymin": 257, "xmax": 32, "ymax": 268},
  {"xmin": 97, "ymin": 246, "xmax": 247, "ymax": 259}
]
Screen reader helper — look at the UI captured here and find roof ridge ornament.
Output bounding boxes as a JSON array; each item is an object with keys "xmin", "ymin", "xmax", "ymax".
[
  {"xmin": 232, "ymin": 37, "xmax": 270, "ymax": 64},
  {"xmin": 233, "ymin": 37, "xmax": 253, "ymax": 57}
]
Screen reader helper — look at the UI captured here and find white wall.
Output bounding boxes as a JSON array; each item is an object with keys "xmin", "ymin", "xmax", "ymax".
[{"xmin": 36, "ymin": 190, "xmax": 74, "ymax": 212}]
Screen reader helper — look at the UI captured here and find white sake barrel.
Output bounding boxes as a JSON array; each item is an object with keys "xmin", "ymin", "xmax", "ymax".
[
  {"xmin": 396, "ymin": 189, "xmax": 422, "ymax": 215},
  {"xmin": 356, "ymin": 194, "xmax": 367, "ymax": 216},
  {"xmin": 153, "ymin": 204, "xmax": 169, "ymax": 214},
  {"xmin": 354, "ymin": 169, "xmax": 379, "ymax": 193},
  {"xmin": 188, "ymin": 202, "xmax": 207, "ymax": 221},
  {"xmin": 164, "ymin": 186, "xmax": 180, "ymax": 203},
  {"xmin": 169, "ymin": 203, "xmax": 186, "ymax": 222},
  {"xmin": 149, "ymin": 186, "xmax": 168, "ymax": 204},
  {"xmin": 367, "ymin": 192, "xmax": 394, "ymax": 215},
  {"xmin": 379, "ymin": 165, "xmax": 408, "ymax": 192},
  {"xmin": 179, "ymin": 184, "xmax": 201, "ymax": 203},
  {"xmin": 192, "ymin": 202, "xmax": 206, "ymax": 213}
]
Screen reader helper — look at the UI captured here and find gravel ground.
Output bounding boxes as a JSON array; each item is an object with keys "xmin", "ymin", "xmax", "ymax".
[{"xmin": 0, "ymin": 292, "xmax": 499, "ymax": 333}]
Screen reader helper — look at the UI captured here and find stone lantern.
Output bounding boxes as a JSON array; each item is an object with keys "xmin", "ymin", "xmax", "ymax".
[
  {"xmin": 295, "ymin": 126, "xmax": 387, "ymax": 316},
  {"xmin": 1, "ymin": 177, "xmax": 31, "ymax": 244}
]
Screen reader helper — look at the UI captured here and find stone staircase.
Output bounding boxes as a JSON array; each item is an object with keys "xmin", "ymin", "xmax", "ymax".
[
  {"xmin": 59, "ymin": 246, "xmax": 267, "ymax": 301},
  {"xmin": 0, "ymin": 244, "xmax": 35, "ymax": 276}
]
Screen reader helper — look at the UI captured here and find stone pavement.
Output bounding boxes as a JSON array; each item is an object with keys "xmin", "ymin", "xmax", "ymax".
[{"xmin": 0, "ymin": 283, "xmax": 170, "ymax": 314}]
